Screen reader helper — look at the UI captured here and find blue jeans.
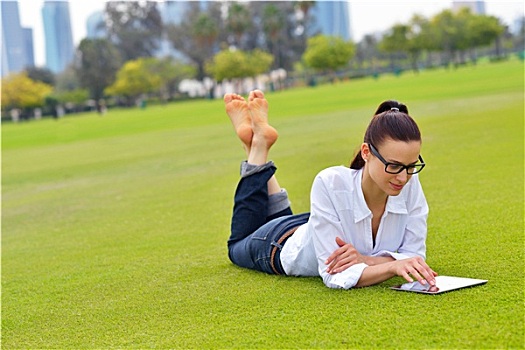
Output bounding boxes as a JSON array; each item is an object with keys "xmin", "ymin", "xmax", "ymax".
[{"xmin": 228, "ymin": 163, "xmax": 310, "ymax": 275}]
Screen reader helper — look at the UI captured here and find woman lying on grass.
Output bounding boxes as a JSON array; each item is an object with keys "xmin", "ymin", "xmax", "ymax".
[{"xmin": 224, "ymin": 90, "xmax": 437, "ymax": 289}]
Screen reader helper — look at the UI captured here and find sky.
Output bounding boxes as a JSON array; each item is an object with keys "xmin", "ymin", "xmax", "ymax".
[{"xmin": 16, "ymin": 0, "xmax": 525, "ymax": 67}]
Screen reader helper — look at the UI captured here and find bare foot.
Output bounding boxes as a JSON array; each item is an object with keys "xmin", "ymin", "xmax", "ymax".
[
  {"xmin": 224, "ymin": 93, "xmax": 253, "ymax": 150},
  {"xmin": 248, "ymin": 90, "xmax": 278, "ymax": 149}
]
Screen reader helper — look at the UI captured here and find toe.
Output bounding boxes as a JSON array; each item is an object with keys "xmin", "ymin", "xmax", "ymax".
[
  {"xmin": 224, "ymin": 94, "xmax": 233, "ymax": 103},
  {"xmin": 253, "ymin": 90, "xmax": 264, "ymax": 99}
]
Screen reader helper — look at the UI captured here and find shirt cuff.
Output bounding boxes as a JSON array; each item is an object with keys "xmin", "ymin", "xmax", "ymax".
[{"xmin": 322, "ymin": 263, "xmax": 369, "ymax": 289}]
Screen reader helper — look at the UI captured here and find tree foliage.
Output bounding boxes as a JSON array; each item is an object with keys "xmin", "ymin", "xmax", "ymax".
[
  {"xmin": 25, "ymin": 67, "xmax": 55, "ymax": 86},
  {"xmin": 75, "ymin": 38, "xmax": 122, "ymax": 101},
  {"xmin": 303, "ymin": 35, "xmax": 355, "ymax": 72},
  {"xmin": 146, "ymin": 57, "xmax": 197, "ymax": 101},
  {"xmin": 226, "ymin": 3, "xmax": 252, "ymax": 46},
  {"xmin": 261, "ymin": 3, "xmax": 287, "ymax": 68},
  {"xmin": 426, "ymin": 8, "xmax": 505, "ymax": 64},
  {"xmin": 167, "ymin": 2, "xmax": 222, "ymax": 80},
  {"xmin": 1, "ymin": 73, "xmax": 53, "ymax": 110},
  {"xmin": 378, "ymin": 8, "xmax": 507, "ymax": 68},
  {"xmin": 105, "ymin": 58, "xmax": 163, "ymax": 100},
  {"xmin": 379, "ymin": 18, "xmax": 429, "ymax": 71},
  {"xmin": 50, "ymin": 89, "xmax": 90, "ymax": 108},
  {"xmin": 4, "ymin": 2, "xmax": 517, "ymax": 118},
  {"xmin": 467, "ymin": 13, "xmax": 504, "ymax": 48},
  {"xmin": 104, "ymin": 1, "xmax": 163, "ymax": 61},
  {"xmin": 105, "ymin": 57, "xmax": 196, "ymax": 103},
  {"xmin": 205, "ymin": 49, "xmax": 273, "ymax": 82}
]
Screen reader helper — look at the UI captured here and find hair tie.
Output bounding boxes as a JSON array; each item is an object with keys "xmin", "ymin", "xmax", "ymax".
[{"xmin": 390, "ymin": 107, "xmax": 399, "ymax": 112}]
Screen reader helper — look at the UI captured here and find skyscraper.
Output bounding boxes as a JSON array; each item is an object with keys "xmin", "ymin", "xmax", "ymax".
[
  {"xmin": 23, "ymin": 28, "xmax": 35, "ymax": 68},
  {"xmin": 1, "ymin": 1, "xmax": 34, "ymax": 76},
  {"xmin": 309, "ymin": 1, "xmax": 352, "ymax": 41},
  {"xmin": 86, "ymin": 10, "xmax": 106, "ymax": 39},
  {"xmin": 42, "ymin": 0, "xmax": 74, "ymax": 73}
]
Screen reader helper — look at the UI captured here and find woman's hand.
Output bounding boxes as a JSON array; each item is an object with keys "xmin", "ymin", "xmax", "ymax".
[
  {"xmin": 391, "ymin": 256, "xmax": 438, "ymax": 286},
  {"xmin": 325, "ymin": 237, "xmax": 365, "ymax": 274}
]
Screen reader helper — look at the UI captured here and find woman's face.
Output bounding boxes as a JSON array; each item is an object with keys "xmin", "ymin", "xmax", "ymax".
[{"xmin": 362, "ymin": 139, "xmax": 422, "ymax": 196}]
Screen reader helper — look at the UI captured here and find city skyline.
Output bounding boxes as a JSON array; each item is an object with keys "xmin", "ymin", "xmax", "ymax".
[
  {"xmin": 1, "ymin": 1, "xmax": 34, "ymax": 76},
  {"xmin": 11, "ymin": 0, "xmax": 525, "ymax": 69},
  {"xmin": 309, "ymin": 2, "xmax": 352, "ymax": 41},
  {"xmin": 42, "ymin": 1, "xmax": 74, "ymax": 73}
]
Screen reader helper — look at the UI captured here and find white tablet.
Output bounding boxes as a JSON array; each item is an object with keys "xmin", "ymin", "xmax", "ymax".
[{"xmin": 390, "ymin": 275, "xmax": 487, "ymax": 294}]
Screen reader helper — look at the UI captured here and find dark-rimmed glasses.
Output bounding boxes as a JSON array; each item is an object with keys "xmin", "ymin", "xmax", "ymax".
[{"xmin": 369, "ymin": 143, "xmax": 425, "ymax": 175}]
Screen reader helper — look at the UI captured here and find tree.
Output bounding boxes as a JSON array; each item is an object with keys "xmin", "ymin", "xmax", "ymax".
[
  {"xmin": 105, "ymin": 58, "xmax": 163, "ymax": 105},
  {"xmin": 294, "ymin": 1, "xmax": 316, "ymax": 30},
  {"xmin": 104, "ymin": 57, "xmax": 195, "ymax": 104},
  {"xmin": 261, "ymin": 3, "xmax": 286, "ymax": 69},
  {"xmin": 467, "ymin": 14, "xmax": 505, "ymax": 59},
  {"xmin": 226, "ymin": 3, "xmax": 252, "ymax": 47},
  {"xmin": 49, "ymin": 89, "xmax": 90, "ymax": 113},
  {"xmin": 303, "ymin": 35, "xmax": 355, "ymax": 76},
  {"xmin": 25, "ymin": 67, "xmax": 55, "ymax": 86},
  {"xmin": 104, "ymin": 1, "xmax": 163, "ymax": 61},
  {"xmin": 380, "ymin": 15, "xmax": 431, "ymax": 73},
  {"xmin": 167, "ymin": 3, "xmax": 221, "ymax": 80},
  {"xmin": 429, "ymin": 10, "xmax": 456, "ymax": 65},
  {"xmin": 145, "ymin": 57, "xmax": 196, "ymax": 102},
  {"xmin": 429, "ymin": 8, "xmax": 505, "ymax": 65},
  {"xmin": 75, "ymin": 38, "xmax": 122, "ymax": 104},
  {"xmin": 1, "ymin": 73, "xmax": 53, "ymax": 112},
  {"xmin": 354, "ymin": 34, "xmax": 381, "ymax": 71},
  {"xmin": 55, "ymin": 65, "xmax": 81, "ymax": 92},
  {"xmin": 205, "ymin": 48, "xmax": 273, "ymax": 83},
  {"xmin": 408, "ymin": 14, "xmax": 433, "ymax": 69},
  {"xmin": 380, "ymin": 24, "xmax": 410, "ymax": 71},
  {"xmin": 293, "ymin": 1, "xmax": 316, "ymax": 49}
]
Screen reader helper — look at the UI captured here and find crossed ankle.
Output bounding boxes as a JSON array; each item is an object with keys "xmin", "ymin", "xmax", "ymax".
[{"xmin": 240, "ymin": 160, "xmax": 275, "ymax": 178}]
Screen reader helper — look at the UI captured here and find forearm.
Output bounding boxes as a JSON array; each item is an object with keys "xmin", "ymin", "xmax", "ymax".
[
  {"xmin": 363, "ymin": 255, "xmax": 395, "ymax": 266},
  {"xmin": 355, "ymin": 262, "xmax": 396, "ymax": 288},
  {"xmin": 355, "ymin": 256, "xmax": 437, "ymax": 288}
]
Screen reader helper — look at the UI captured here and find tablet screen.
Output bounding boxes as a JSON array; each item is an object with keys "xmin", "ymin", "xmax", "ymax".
[{"xmin": 390, "ymin": 276, "xmax": 487, "ymax": 294}]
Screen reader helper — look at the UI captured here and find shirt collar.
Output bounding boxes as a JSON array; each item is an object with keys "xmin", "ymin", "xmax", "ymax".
[{"xmin": 351, "ymin": 168, "xmax": 408, "ymax": 223}]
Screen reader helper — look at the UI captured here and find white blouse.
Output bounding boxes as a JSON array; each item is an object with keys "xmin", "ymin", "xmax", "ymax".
[{"xmin": 280, "ymin": 166, "xmax": 429, "ymax": 289}]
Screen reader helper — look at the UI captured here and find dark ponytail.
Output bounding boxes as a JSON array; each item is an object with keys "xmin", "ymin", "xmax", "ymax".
[{"xmin": 350, "ymin": 100, "xmax": 420, "ymax": 169}]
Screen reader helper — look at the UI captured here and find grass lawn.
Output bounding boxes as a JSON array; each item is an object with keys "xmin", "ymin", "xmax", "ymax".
[{"xmin": 2, "ymin": 59, "xmax": 523, "ymax": 348}]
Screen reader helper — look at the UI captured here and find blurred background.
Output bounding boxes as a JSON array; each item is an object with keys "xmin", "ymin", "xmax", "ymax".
[{"xmin": 2, "ymin": 0, "xmax": 524, "ymax": 121}]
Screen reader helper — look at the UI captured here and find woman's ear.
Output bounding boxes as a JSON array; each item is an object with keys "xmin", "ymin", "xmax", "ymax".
[{"xmin": 361, "ymin": 143, "xmax": 370, "ymax": 162}]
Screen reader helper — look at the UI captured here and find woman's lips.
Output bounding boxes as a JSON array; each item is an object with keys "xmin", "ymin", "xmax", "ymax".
[{"xmin": 390, "ymin": 182, "xmax": 404, "ymax": 191}]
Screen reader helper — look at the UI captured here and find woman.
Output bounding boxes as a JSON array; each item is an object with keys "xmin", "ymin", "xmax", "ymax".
[{"xmin": 225, "ymin": 90, "xmax": 437, "ymax": 289}]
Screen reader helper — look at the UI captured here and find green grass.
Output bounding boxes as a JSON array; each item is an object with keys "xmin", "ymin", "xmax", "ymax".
[{"xmin": 2, "ymin": 59, "xmax": 524, "ymax": 349}]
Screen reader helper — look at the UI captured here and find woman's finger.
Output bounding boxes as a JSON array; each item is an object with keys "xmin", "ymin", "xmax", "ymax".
[
  {"xmin": 401, "ymin": 270, "xmax": 413, "ymax": 283},
  {"xmin": 415, "ymin": 260, "xmax": 437, "ymax": 285}
]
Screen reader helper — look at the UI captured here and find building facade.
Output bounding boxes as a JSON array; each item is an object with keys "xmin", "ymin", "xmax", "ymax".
[
  {"xmin": 42, "ymin": 0, "xmax": 74, "ymax": 73},
  {"xmin": 86, "ymin": 10, "xmax": 106, "ymax": 39},
  {"xmin": 1, "ymin": 1, "xmax": 34, "ymax": 76},
  {"xmin": 309, "ymin": 1, "xmax": 352, "ymax": 41}
]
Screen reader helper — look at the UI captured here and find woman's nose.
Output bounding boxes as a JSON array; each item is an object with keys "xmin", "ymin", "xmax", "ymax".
[{"xmin": 396, "ymin": 171, "xmax": 408, "ymax": 183}]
